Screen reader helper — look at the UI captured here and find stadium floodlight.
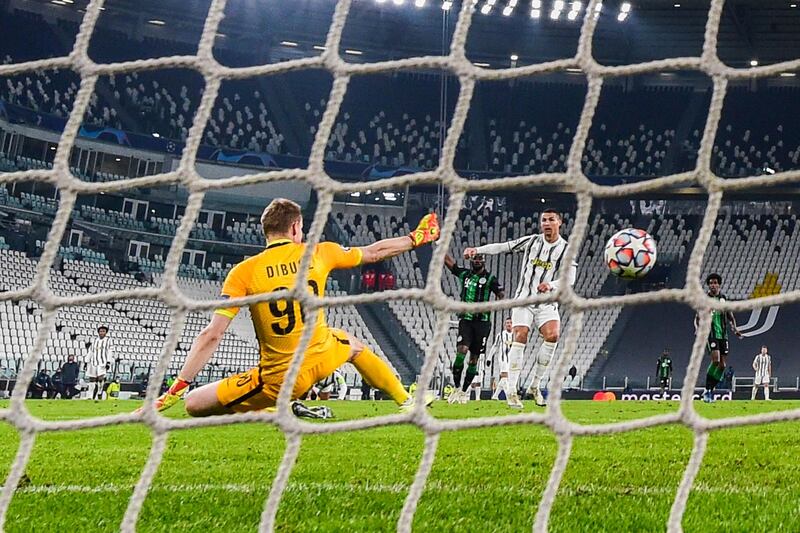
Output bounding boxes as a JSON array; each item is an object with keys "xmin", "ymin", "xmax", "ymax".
[
  {"xmin": 51, "ymin": 0, "xmax": 67, "ymax": 4},
  {"xmin": 750, "ymin": 59, "xmax": 759, "ymax": 66},
  {"xmin": 61, "ymin": 0, "xmax": 74, "ymax": 3},
  {"xmin": 531, "ymin": 0, "xmax": 541, "ymax": 7},
  {"xmin": 392, "ymin": 0, "xmax": 405, "ymax": 5},
  {"xmin": 620, "ymin": 2, "xmax": 631, "ymax": 12},
  {"xmin": 780, "ymin": 72, "xmax": 797, "ymax": 77},
  {"xmin": 554, "ymin": 0, "xmax": 565, "ymax": 10},
  {"xmin": 151, "ymin": 133, "xmax": 160, "ymax": 138},
  {"xmin": 441, "ymin": 0, "xmax": 453, "ymax": 9},
  {"xmin": 376, "ymin": 0, "xmax": 387, "ymax": 3},
  {"xmin": 595, "ymin": 1, "xmax": 602, "ymax": 11},
  {"xmin": 480, "ymin": 3, "xmax": 492, "ymax": 14},
  {"xmin": 502, "ymin": 5, "xmax": 513, "ymax": 15},
  {"xmin": 571, "ymin": 1, "xmax": 582, "ymax": 11},
  {"xmin": 530, "ymin": 7, "xmax": 541, "ymax": 17},
  {"xmin": 313, "ymin": 45, "xmax": 327, "ymax": 51},
  {"xmin": 567, "ymin": 9, "xmax": 578, "ymax": 19},
  {"xmin": 674, "ymin": 3, "xmax": 681, "ymax": 6},
  {"xmin": 147, "ymin": 19, "xmax": 166, "ymax": 25},
  {"xmin": 617, "ymin": 11, "xmax": 627, "ymax": 21},
  {"xmin": 550, "ymin": 8, "xmax": 561, "ymax": 19},
  {"xmin": 510, "ymin": 54, "xmax": 519, "ymax": 61},
  {"xmin": 415, "ymin": 0, "xmax": 426, "ymax": 6},
  {"xmin": 474, "ymin": 61, "xmax": 491, "ymax": 67},
  {"xmin": 280, "ymin": 41, "xmax": 298, "ymax": 47},
  {"xmin": 345, "ymin": 49, "xmax": 363, "ymax": 55},
  {"xmin": 509, "ymin": 0, "xmax": 518, "ymax": 5}
]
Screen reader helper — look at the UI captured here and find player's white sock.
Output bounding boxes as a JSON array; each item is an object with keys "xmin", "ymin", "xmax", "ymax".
[
  {"xmin": 494, "ymin": 376, "xmax": 508, "ymax": 399},
  {"xmin": 531, "ymin": 341, "xmax": 557, "ymax": 390},
  {"xmin": 87, "ymin": 382, "xmax": 95, "ymax": 400},
  {"xmin": 473, "ymin": 387, "xmax": 480, "ymax": 401},
  {"xmin": 764, "ymin": 386, "xmax": 770, "ymax": 400},
  {"xmin": 751, "ymin": 386, "xmax": 757, "ymax": 400},
  {"xmin": 507, "ymin": 342, "xmax": 525, "ymax": 396}
]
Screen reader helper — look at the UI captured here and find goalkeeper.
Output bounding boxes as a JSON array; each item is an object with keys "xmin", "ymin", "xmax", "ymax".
[{"xmin": 151, "ymin": 199, "xmax": 439, "ymax": 416}]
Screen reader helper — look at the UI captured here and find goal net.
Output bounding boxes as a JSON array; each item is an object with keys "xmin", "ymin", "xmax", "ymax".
[{"xmin": 1, "ymin": 0, "xmax": 799, "ymax": 532}]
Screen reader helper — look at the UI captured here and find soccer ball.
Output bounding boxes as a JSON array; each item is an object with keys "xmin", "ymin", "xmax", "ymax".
[{"xmin": 604, "ymin": 228, "xmax": 657, "ymax": 279}]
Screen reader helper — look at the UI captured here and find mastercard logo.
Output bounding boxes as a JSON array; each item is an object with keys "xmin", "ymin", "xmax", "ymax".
[{"xmin": 592, "ymin": 391, "xmax": 617, "ymax": 402}]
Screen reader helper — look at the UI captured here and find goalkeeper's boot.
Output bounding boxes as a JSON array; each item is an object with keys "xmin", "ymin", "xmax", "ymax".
[
  {"xmin": 408, "ymin": 212, "xmax": 440, "ymax": 248},
  {"xmin": 291, "ymin": 401, "xmax": 331, "ymax": 419},
  {"xmin": 400, "ymin": 391, "xmax": 435, "ymax": 413},
  {"xmin": 507, "ymin": 392, "xmax": 524, "ymax": 410}
]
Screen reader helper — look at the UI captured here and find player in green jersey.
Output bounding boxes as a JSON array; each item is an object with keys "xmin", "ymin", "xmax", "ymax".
[
  {"xmin": 444, "ymin": 253, "xmax": 504, "ymax": 404},
  {"xmin": 695, "ymin": 273, "xmax": 742, "ymax": 403}
]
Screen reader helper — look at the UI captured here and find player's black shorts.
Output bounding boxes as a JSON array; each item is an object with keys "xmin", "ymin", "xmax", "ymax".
[
  {"xmin": 457, "ymin": 319, "xmax": 491, "ymax": 358},
  {"xmin": 707, "ymin": 337, "xmax": 729, "ymax": 357}
]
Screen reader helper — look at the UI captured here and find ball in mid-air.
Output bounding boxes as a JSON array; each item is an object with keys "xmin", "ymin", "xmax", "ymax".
[{"xmin": 604, "ymin": 228, "xmax": 657, "ymax": 278}]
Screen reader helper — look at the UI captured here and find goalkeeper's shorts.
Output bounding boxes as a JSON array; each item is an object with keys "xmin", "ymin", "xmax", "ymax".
[{"xmin": 216, "ymin": 328, "xmax": 352, "ymax": 413}]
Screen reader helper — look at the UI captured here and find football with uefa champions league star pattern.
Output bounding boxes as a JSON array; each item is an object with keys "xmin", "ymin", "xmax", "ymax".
[{"xmin": 604, "ymin": 228, "xmax": 658, "ymax": 278}]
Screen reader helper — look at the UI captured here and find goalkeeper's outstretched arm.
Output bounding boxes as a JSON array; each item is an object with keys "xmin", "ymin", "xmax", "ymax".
[
  {"xmin": 145, "ymin": 314, "xmax": 232, "ymax": 412},
  {"xmin": 358, "ymin": 212, "xmax": 439, "ymax": 264}
]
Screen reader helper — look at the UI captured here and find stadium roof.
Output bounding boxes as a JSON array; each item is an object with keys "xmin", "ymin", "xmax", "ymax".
[{"xmin": 10, "ymin": 0, "xmax": 800, "ymax": 69}]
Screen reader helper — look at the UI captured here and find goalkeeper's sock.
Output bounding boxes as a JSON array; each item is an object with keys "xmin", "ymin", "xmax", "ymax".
[
  {"xmin": 765, "ymin": 386, "xmax": 770, "ymax": 400},
  {"xmin": 507, "ymin": 342, "xmax": 525, "ymax": 395},
  {"xmin": 352, "ymin": 347, "xmax": 409, "ymax": 405},
  {"xmin": 462, "ymin": 363, "xmax": 478, "ymax": 393},
  {"xmin": 751, "ymin": 386, "xmax": 757, "ymax": 401},
  {"xmin": 452, "ymin": 353, "xmax": 466, "ymax": 388}
]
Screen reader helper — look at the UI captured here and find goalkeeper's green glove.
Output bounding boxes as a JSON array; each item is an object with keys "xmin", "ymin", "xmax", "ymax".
[
  {"xmin": 152, "ymin": 378, "xmax": 191, "ymax": 412},
  {"xmin": 408, "ymin": 212, "xmax": 440, "ymax": 248}
]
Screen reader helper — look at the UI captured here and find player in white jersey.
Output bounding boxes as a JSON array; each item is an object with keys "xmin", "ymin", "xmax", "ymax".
[
  {"xmin": 751, "ymin": 345, "xmax": 772, "ymax": 400},
  {"xmin": 464, "ymin": 209, "xmax": 577, "ymax": 408},
  {"xmin": 490, "ymin": 318, "xmax": 513, "ymax": 401},
  {"xmin": 84, "ymin": 325, "xmax": 114, "ymax": 400}
]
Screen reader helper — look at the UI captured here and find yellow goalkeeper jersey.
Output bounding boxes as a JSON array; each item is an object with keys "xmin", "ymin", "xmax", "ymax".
[{"xmin": 215, "ymin": 239, "xmax": 362, "ymax": 373}]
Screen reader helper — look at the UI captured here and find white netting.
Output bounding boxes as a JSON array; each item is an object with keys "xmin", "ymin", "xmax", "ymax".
[{"xmin": 2, "ymin": 0, "xmax": 800, "ymax": 531}]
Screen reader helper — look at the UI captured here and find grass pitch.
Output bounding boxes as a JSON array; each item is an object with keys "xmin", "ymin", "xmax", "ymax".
[{"xmin": 1, "ymin": 400, "xmax": 799, "ymax": 532}]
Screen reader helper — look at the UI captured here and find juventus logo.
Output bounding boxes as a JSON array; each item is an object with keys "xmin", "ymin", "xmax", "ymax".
[{"xmin": 738, "ymin": 306, "xmax": 779, "ymax": 337}]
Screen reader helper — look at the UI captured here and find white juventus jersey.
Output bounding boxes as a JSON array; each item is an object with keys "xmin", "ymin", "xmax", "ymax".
[
  {"xmin": 489, "ymin": 330, "xmax": 513, "ymax": 365},
  {"xmin": 86, "ymin": 336, "xmax": 114, "ymax": 369},
  {"xmin": 753, "ymin": 353, "xmax": 771, "ymax": 377},
  {"xmin": 491, "ymin": 233, "xmax": 577, "ymax": 300}
]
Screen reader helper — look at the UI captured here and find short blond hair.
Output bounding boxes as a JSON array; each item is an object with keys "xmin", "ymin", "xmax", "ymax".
[{"xmin": 260, "ymin": 198, "xmax": 302, "ymax": 237}]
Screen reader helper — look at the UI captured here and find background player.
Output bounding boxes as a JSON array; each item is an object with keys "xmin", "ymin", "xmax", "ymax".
[
  {"xmin": 751, "ymin": 345, "xmax": 772, "ymax": 400},
  {"xmin": 656, "ymin": 349, "xmax": 673, "ymax": 397},
  {"xmin": 443, "ymin": 253, "xmax": 504, "ymax": 405},
  {"xmin": 489, "ymin": 318, "xmax": 513, "ymax": 401},
  {"xmin": 85, "ymin": 325, "xmax": 114, "ymax": 400},
  {"xmin": 464, "ymin": 208, "xmax": 576, "ymax": 408},
  {"xmin": 150, "ymin": 199, "xmax": 439, "ymax": 415},
  {"xmin": 696, "ymin": 273, "xmax": 742, "ymax": 403}
]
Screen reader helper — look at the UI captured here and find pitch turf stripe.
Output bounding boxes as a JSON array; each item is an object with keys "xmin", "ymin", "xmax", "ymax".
[{"xmin": 13, "ymin": 482, "xmax": 790, "ymax": 496}]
